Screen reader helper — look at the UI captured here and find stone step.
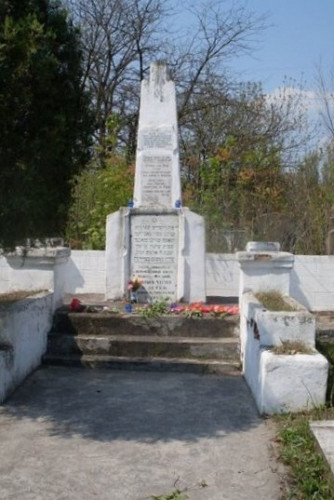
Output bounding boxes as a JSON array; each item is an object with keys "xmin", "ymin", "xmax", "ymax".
[
  {"xmin": 42, "ymin": 354, "xmax": 241, "ymax": 375},
  {"xmin": 52, "ymin": 310, "xmax": 239, "ymax": 339},
  {"xmin": 46, "ymin": 334, "xmax": 239, "ymax": 361}
]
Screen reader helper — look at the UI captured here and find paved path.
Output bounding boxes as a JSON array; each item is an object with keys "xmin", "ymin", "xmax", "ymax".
[{"xmin": 0, "ymin": 367, "xmax": 284, "ymax": 500}]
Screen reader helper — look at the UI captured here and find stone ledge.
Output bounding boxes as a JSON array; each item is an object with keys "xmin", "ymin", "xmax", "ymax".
[
  {"xmin": 258, "ymin": 349, "xmax": 328, "ymax": 414},
  {"xmin": 310, "ymin": 421, "xmax": 334, "ymax": 484},
  {"xmin": 6, "ymin": 246, "xmax": 71, "ymax": 267},
  {"xmin": 237, "ymin": 250, "xmax": 294, "ymax": 268}
]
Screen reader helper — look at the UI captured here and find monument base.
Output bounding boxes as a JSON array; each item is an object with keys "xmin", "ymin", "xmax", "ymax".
[{"xmin": 105, "ymin": 207, "xmax": 205, "ymax": 303}]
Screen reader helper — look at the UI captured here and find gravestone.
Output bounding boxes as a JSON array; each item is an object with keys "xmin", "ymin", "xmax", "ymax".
[{"xmin": 105, "ymin": 61, "xmax": 205, "ymax": 303}]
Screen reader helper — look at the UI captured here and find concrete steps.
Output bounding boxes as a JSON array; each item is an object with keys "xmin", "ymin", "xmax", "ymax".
[
  {"xmin": 42, "ymin": 355, "xmax": 240, "ymax": 374},
  {"xmin": 43, "ymin": 307, "xmax": 240, "ymax": 374}
]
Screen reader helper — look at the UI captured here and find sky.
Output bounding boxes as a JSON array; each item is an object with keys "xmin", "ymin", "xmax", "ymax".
[
  {"xmin": 228, "ymin": 0, "xmax": 334, "ymax": 93},
  {"xmin": 172, "ymin": 0, "xmax": 334, "ymax": 144}
]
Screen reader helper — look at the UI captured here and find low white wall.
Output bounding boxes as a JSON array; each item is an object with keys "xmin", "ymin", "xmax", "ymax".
[
  {"xmin": 66, "ymin": 251, "xmax": 237, "ymax": 298},
  {"xmin": 0, "ymin": 248, "xmax": 70, "ymax": 310},
  {"xmin": 0, "ymin": 292, "xmax": 53, "ymax": 403},
  {"xmin": 63, "ymin": 250, "xmax": 106, "ymax": 295},
  {"xmin": 0, "ymin": 255, "xmax": 53, "ymax": 294},
  {"xmin": 208, "ymin": 253, "xmax": 334, "ymax": 311},
  {"xmin": 240, "ymin": 291, "xmax": 328, "ymax": 414},
  {"xmin": 1, "ymin": 251, "xmax": 334, "ymax": 310},
  {"xmin": 206, "ymin": 253, "xmax": 239, "ymax": 298},
  {"xmin": 291, "ymin": 255, "xmax": 334, "ymax": 311}
]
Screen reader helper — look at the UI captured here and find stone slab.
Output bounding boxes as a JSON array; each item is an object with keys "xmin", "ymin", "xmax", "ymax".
[
  {"xmin": 310, "ymin": 421, "xmax": 334, "ymax": 477},
  {"xmin": 0, "ymin": 367, "xmax": 284, "ymax": 500},
  {"xmin": 130, "ymin": 212, "xmax": 179, "ymax": 300}
]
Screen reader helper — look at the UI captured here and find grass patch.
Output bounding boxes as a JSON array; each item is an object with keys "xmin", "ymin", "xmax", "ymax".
[
  {"xmin": 276, "ymin": 408, "xmax": 334, "ymax": 499},
  {"xmin": 255, "ymin": 291, "xmax": 298, "ymax": 312},
  {"xmin": 0, "ymin": 290, "xmax": 47, "ymax": 304},
  {"xmin": 271, "ymin": 341, "xmax": 313, "ymax": 355}
]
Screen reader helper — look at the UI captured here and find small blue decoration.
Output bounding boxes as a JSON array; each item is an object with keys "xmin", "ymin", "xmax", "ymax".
[
  {"xmin": 125, "ymin": 304, "xmax": 132, "ymax": 313},
  {"xmin": 175, "ymin": 199, "xmax": 181, "ymax": 208},
  {"xmin": 127, "ymin": 200, "xmax": 134, "ymax": 208}
]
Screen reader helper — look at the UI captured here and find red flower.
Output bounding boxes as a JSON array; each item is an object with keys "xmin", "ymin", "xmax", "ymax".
[{"xmin": 69, "ymin": 298, "xmax": 85, "ymax": 312}]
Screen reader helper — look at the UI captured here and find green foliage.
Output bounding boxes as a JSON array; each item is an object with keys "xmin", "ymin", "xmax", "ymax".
[
  {"xmin": 66, "ymin": 153, "xmax": 134, "ymax": 249},
  {"xmin": 0, "ymin": 0, "xmax": 92, "ymax": 249},
  {"xmin": 277, "ymin": 411, "xmax": 334, "ymax": 499},
  {"xmin": 138, "ymin": 299, "xmax": 170, "ymax": 319},
  {"xmin": 185, "ymin": 132, "xmax": 287, "ymax": 252},
  {"xmin": 184, "ymin": 308, "xmax": 203, "ymax": 318}
]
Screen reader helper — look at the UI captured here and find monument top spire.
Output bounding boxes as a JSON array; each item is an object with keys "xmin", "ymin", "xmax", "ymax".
[{"xmin": 133, "ymin": 61, "xmax": 181, "ymax": 208}]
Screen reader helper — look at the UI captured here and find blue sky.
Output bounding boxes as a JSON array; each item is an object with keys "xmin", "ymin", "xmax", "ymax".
[
  {"xmin": 229, "ymin": 0, "xmax": 334, "ymax": 93},
  {"xmin": 172, "ymin": 0, "xmax": 334, "ymax": 93},
  {"xmin": 171, "ymin": 0, "xmax": 334, "ymax": 143}
]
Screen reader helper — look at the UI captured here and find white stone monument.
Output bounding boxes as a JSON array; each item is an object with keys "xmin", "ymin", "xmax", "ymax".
[{"xmin": 105, "ymin": 61, "xmax": 206, "ymax": 303}]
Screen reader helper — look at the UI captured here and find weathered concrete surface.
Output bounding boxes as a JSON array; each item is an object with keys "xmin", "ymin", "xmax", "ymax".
[{"xmin": 0, "ymin": 368, "xmax": 284, "ymax": 500}]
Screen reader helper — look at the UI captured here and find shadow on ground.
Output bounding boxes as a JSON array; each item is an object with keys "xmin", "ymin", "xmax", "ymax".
[{"xmin": 0, "ymin": 366, "xmax": 261, "ymax": 443}]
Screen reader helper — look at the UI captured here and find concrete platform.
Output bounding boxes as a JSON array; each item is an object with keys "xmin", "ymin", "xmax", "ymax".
[{"xmin": 0, "ymin": 367, "xmax": 284, "ymax": 499}]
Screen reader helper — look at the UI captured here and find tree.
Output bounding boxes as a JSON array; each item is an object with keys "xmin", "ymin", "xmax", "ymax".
[
  {"xmin": 66, "ymin": 153, "xmax": 134, "ymax": 249},
  {"xmin": 65, "ymin": 0, "xmax": 168, "ymax": 161},
  {"xmin": 316, "ymin": 62, "xmax": 334, "ymax": 140},
  {"xmin": 180, "ymin": 79, "xmax": 311, "ymax": 251},
  {"xmin": 65, "ymin": 0, "xmax": 266, "ymax": 161},
  {"xmin": 0, "ymin": 0, "xmax": 92, "ymax": 249}
]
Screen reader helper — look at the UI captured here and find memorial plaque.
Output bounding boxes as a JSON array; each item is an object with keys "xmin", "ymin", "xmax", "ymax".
[
  {"xmin": 130, "ymin": 214, "xmax": 179, "ymax": 300},
  {"xmin": 140, "ymin": 129, "xmax": 173, "ymax": 150},
  {"xmin": 141, "ymin": 155, "xmax": 172, "ymax": 206}
]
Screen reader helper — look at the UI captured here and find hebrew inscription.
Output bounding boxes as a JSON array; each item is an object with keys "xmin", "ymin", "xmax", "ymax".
[
  {"xmin": 140, "ymin": 129, "xmax": 173, "ymax": 150},
  {"xmin": 141, "ymin": 155, "xmax": 172, "ymax": 206},
  {"xmin": 130, "ymin": 214, "xmax": 178, "ymax": 299}
]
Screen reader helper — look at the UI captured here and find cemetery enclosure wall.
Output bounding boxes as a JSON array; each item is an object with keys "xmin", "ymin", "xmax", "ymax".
[
  {"xmin": 64, "ymin": 250, "xmax": 106, "ymax": 295},
  {"xmin": 1, "ymin": 251, "xmax": 334, "ymax": 311},
  {"xmin": 0, "ymin": 292, "xmax": 53, "ymax": 403},
  {"xmin": 64, "ymin": 252, "xmax": 334, "ymax": 311},
  {"xmin": 291, "ymin": 255, "xmax": 334, "ymax": 311}
]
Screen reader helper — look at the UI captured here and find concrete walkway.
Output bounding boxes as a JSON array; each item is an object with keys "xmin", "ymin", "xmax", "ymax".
[{"xmin": 0, "ymin": 367, "xmax": 284, "ymax": 500}]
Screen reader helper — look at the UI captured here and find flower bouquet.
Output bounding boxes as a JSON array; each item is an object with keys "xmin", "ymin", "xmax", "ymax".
[{"xmin": 127, "ymin": 277, "xmax": 143, "ymax": 303}]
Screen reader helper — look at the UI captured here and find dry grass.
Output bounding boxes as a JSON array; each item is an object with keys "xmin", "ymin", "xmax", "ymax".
[
  {"xmin": 255, "ymin": 291, "xmax": 297, "ymax": 312},
  {"xmin": 0, "ymin": 290, "xmax": 47, "ymax": 304},
  {"xmin": 271, "ymin": 341, "xmax": 313, "ymax": 355}
]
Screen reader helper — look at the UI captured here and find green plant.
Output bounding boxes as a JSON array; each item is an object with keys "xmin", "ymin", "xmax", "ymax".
[
  {"xmin": 138, "ymin": 299, "xmax": 170, "ymax": 319},
  {"xmin": 184, "ymin": 308, "xmax": 203, "ymax": 318},
  {"xmin": 276, "ymin": 409, "xmax": 334, "ymax": 499},
  {"xmin": 107, "ymin": 307, "xmax": 120, "ymax": 315},
  {"xmin": 255, "ymin": 291, "xmax": 298, "ymax": 312},
  {"xmin": 66, "ymin": 154, "xmax": 133, "ymax": 249}
]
